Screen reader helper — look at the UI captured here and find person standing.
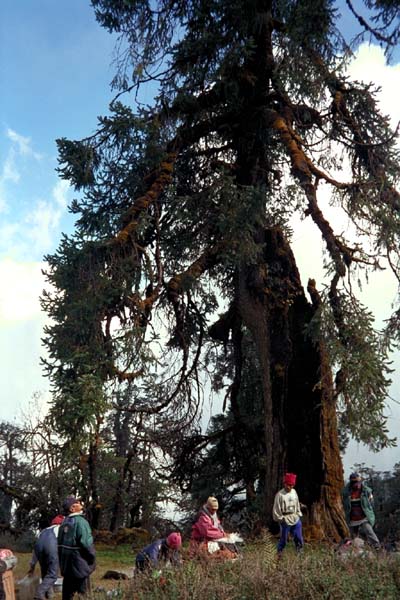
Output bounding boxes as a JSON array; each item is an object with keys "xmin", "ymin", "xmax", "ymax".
[
  {"xmin": 272, "ymin": 472, "xmax": 304, "ymax": 556},
  {"xmin": 342, "ymin": 472, "xmax": 380, "ymax": 549},
  {"xmin": 27, "ymin": 515, "xmax": 64, "ymax": 599},
  {"xmin": 58, "ymin": 496, "xmax": 96, "ymax": 599}
]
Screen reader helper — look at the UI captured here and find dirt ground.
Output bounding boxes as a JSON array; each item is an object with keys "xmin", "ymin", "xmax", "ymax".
[{"xmin": 12, "ymin": 551, "xmax": 134, "ymax": 598}]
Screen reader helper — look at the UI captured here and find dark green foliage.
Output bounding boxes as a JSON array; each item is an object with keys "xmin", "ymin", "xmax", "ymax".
[{"xmin": 41, "ymin": 0, "xmax": 400, "ymax": 531}]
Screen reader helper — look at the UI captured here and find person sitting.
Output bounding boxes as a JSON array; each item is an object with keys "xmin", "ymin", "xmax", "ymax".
[
  {"xmin": 190, "ymin": 496, "xmax": 237, "ymax": 560},
  {"xmin": 135, "ymin": 532, "xmax": 182, "ymax": 572}
]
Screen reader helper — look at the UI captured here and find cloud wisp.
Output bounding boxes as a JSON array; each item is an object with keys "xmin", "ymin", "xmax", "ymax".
[
  {"xmin": 6, "ymin": 128, "xmax": 43, "ymax": 160},
  {"xmin": 0, "ymin": 127, "xmax": 72, "ymax": 260}
]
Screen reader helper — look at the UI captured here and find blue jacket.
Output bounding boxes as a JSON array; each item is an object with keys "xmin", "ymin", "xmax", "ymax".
[
  {"xmin": 30, "ymin": 525, "xmax": 59, "ymax": 577},
  {"xmin": 136, "ymin": 539, "xmax": 180, "ymax": 568}
]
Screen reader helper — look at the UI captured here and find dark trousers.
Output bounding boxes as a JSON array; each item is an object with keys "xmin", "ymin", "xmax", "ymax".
[
  {"xmin": 135, "ymin": 557, "xmax": 147, "ymax": 572},
  {"xmin": 61, "ymin": 576, "xmax": 89, "ymax": 600}
]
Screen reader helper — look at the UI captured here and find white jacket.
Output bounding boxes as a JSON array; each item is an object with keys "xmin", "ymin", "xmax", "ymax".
[{"xmin": 272, "ymin": 487, "xmax": 302, "ymax": 526}]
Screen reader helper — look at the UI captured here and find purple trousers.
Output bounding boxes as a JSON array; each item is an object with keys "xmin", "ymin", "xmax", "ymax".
[{"xmin": 277, "ymin": 519, "xmax": 304, "ymax": 552}]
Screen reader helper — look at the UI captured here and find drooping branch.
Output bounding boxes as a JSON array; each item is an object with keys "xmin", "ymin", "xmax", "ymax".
[
  {"xmin": 0, "ymin": 480, "xmax": 32, "ymax": 504},
  {"xmin": 309, "ymin": 49, "xmax": 400, "ymax": 212},
  {"xmin": 272, "ymin": 111, "xmax": 352, "ymax": 277},
  {"xmin": 166, "ymin": 243, "xmax": 224, "ymax": 347},
  {"xmin": 115, "ymin": 148, "xmax": 179, "ymax": 245},
  {"xmin": 171, "ymin": 425, "xmax": 236, "ymax": 491},
  {"xmin": 117, "ymin": 245, "xmax": 224, "ymax": 417},
  {"xmin": 345, "ymin": 0, "xmax": 399, "ymax": 46}
]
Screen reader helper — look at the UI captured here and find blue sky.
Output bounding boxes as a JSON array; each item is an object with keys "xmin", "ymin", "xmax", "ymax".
[
  {"xmin": 0, "ymin": 0, "xmax": 118, "ymax": 259},
  {"xmin": 0, "ymin": 1, "xmax": 399, "ymax": 473}
]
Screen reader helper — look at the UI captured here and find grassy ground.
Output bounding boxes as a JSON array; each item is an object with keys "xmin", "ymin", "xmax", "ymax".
[{"xmin": 12, "ymin": 541, "xmax": 400, "ymax": 599}]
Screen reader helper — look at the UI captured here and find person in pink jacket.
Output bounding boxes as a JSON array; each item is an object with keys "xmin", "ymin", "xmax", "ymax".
[{"xmin": 190, "ymin": 497, "xmax": 236, "ymax": 560}]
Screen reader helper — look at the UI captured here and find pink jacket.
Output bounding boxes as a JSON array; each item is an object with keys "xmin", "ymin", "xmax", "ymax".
[{"xmin": 191, "ymin": 508, "xmax": 225, "ymax": 541}]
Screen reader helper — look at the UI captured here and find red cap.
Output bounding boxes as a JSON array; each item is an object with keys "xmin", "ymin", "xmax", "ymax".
[
  {"xmin": 51, "ymin": 515, "xmax": 64, "ymax": 525},
  {"xmin": 166, "ymin": 532, "xmax": 182, "ymax": 549},
  {"xmin": 283, "ymin": 473, "xmax": 297, "ymax": 486}
]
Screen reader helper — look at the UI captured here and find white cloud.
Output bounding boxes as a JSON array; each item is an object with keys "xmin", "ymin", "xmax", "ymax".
[
  {"xmin": 347, "ymin": 44, "xmax": 400, "ymax": 129},
  {"xmin": 0, "ymin": 127, "xmax": 44, "ymax": 215},
  {"xmin": 0, "ymin": 178, "xmax": 71, "ymax": 259},
  {"xmin": 53, "ymin": 179, "xmax": 70, "ymax": 209},
  {"xmin": 25, "ymin": 180, "xmax": 71, "ymax": 253},
  {"xmin": 0, "ymin": 258, "xmax": 45, "ymax": 322},
  {"xmin": 0, "ymin": 258, "xmax": 52, "ymax": 422},
  {"xmin": 2, "ymin": 149, "xmax": 20, "ymax": 184},
  {"xmin": 6, "ymin": 128, "xmax": 42, "ymax": 160},
  {"xmin": 0, "ymin": 319, "xmax": 51, "ymax": 423},
  {"xmin": 0, "ymin": 148, "xmax": 20, "ymax": 214},
  {"xmin": 0, "ymin": 222, "xmax": 19, "ymax": 251}
]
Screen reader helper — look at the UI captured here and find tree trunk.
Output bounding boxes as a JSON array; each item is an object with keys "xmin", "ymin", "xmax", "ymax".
[
  {"xmin": 109, "ymin": 409, "xmax": 135, "ymax": 532},
  {"xmin": 236, "ymin": 258, "xmax": 283, "ymax": 522},
  {"xmin": 86, "ymin": 419, "xmax": 102, "ymax": 530},
  {"xmin": 237, "ymin": 227, "xmax": 347, "ymax": 540}
]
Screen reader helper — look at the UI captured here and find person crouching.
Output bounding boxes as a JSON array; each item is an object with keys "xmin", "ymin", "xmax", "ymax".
[{"xmin": 135, "ymin": 532, "xmax": 182, "ymax": 572}]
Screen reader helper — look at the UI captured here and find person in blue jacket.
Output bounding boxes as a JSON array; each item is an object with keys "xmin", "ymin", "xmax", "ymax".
[
  {"xmin": 135, "ymin": 532, "xmax": 182, "ymax": 572},
  {"xmin": 27, "ymin": 514, "xmax": 64, "ymax": 599}
]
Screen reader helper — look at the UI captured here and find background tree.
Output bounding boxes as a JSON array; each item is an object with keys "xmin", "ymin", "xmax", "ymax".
[
  {"xmin": 0, "ymin": 422, "xmax": 27, "ymax": 527},
  {"xmin": 41, "ymin": 0, "xmax": 400, "ymax": 538}
]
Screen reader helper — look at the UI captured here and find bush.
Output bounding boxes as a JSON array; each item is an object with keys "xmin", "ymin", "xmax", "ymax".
[{"xmin": 0, "ymin": 530, "xmax": 36, "ymax": 553}]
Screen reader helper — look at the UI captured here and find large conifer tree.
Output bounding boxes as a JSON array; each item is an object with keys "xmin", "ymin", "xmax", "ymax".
[{"xmin": 42, "ymin": 0, "xmax": 400, "ymax": 537}]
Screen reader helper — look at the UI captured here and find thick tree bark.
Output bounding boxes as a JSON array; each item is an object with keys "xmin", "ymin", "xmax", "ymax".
[
  {"xmin": 236, "ymin": 261, "xmax": 283, "ymax": 523},
  {"xmin": 236, "ymin": 227, "xmax": 347, "ymax": 540}
]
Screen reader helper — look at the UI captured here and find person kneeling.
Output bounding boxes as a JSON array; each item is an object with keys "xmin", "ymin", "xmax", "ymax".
[{"xmin": 135, "ymin": 532, "xmax": 182, "ymax": 573}]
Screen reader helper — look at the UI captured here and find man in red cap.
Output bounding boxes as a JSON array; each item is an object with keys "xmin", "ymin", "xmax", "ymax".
[
  {"xmin": 272, "ymin": 473, "xmax": 304, "ymax": 556},
  {"xmin": 27, "ymin": 514, "xmax": 64, "ymax": 599}
]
